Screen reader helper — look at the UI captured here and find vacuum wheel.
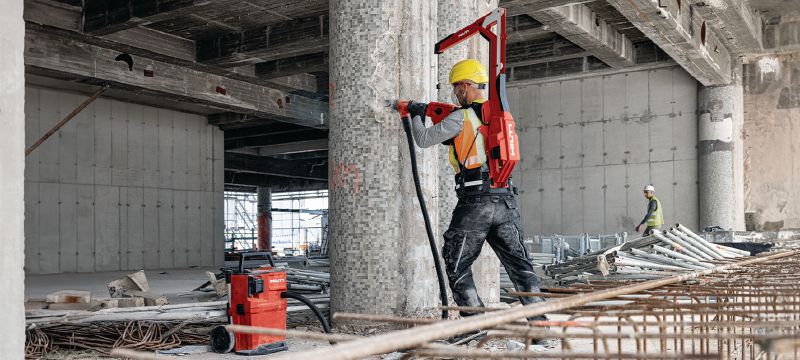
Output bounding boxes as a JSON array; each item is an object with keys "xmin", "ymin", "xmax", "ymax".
[{"xmin": 210, "ymin": 325, "xmax": 235, "ymax": 353}]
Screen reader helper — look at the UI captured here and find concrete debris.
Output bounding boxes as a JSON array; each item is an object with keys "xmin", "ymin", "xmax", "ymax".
[
  {"xmin": 124, "ymin": 290, "xmax": 168, "ymax": 306},
  {"xmin": 107, "ymin": 270, "xmax": 150, "ymax": 298},
  {"xmin": 46, "ymin": 290, "xmax": 91, "ymax": 304},
  {"xmin": 117, "ymin": 297, "xmax": 145, "ymax": 308},
  {"xmin": 206, "ymin": 271, "xmax": 227, "ymax": 296},
  {"xmin": 506, "ymin": 339, "xmax": 525, "ymax": 351}
]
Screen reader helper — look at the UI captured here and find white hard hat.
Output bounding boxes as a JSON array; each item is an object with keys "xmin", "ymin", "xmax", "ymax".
[{"xmin": 643, "ymin": 184, "xmax": 655, "ymax": 192}]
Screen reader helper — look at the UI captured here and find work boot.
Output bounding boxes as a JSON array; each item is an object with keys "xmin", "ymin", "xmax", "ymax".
[{"xmin": 444, "ymin": 329, "xmax": 487, "ymax": 345}]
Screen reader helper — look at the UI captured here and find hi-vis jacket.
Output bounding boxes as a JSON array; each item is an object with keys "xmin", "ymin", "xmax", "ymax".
[{"xmin": 409, "ymin": 101, "xmax": 487, "ymax": 174}]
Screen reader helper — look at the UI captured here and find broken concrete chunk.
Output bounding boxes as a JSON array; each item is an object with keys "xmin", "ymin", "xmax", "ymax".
[
  {"xmin": 46, "ymin": 290, "xmax": 91, "ymax": 304},
  {"xmin": 107, "ymin": 270, "xmax": 150, "ymax": 298},
  {"xmin": 90, "ymin": 298, "xmax": 120, "ymax": 310},
  {"xmin": 206, "ymin": 271, "xmax": 227, "ymax": 296},
  {"xmin": 117, "ymin": 297, "xmax": 145, "ymax": 308},
  {"xmin": 125, "ymin": 290, "xmax": 169, "ymax": 306},
  {"xmin": 48, "ymin": 302, "xmax": 91, "ymax": 311}
]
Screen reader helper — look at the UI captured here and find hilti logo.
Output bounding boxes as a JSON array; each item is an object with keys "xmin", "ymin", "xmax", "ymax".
[
  {"xmin": 508, "ymin": 123, "xmax": 516, "ymax": 156},
  {"xmin": 269, "ymin": 278, "xmax": 285, "ymax": 284}
]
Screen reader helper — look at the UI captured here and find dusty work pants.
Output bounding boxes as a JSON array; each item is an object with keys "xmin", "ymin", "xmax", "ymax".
[{"xmin": 442, "ymin": 193, "xmax": 545, "ymax": 319}]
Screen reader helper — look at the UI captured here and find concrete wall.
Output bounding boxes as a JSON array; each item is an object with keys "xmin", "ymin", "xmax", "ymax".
[
  {"xmin": 508, "ymin": 66, "xmax": 700, "ymax": 235},
  {"xmin": 24, "ymin": 86, "xmax": 225, "ymax": 274},
  {"xmin": 743, "ymin": 53, "xmax": 800, "ymax": 230},
  {"xmin": 0, "ymin": 0, "xmax": 26, "ymax": 356}
]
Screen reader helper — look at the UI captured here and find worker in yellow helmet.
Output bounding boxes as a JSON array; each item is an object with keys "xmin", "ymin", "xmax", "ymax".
[{"xmin": 405, "ymin": 60, "xmax": 551, "ymax": 345}]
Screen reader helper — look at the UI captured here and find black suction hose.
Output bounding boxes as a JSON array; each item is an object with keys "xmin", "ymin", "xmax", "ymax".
[
  {"xmin": 401, "ymin": 116, "xmax": 450, "ymax": 320},
  {"xmin": 282, "ymin": 291, "xmax": 335, "ymax": 344}
]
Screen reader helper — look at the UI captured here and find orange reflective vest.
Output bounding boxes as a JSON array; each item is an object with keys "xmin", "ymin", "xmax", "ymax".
[{"xmin": 448, "ymin": 104, "xmax": 487, "ymax": 173}]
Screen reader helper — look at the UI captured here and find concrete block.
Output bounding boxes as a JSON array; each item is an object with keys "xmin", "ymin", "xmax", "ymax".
[
  {"xmin": 158, "ymin": 108, "xmax": 174, "ymax": 189},
  {"xmin": 125, "ymin": 291, "xmax": 168, "ymax": 306},
  {"xmin": 582, "ymin": 166, "xmax": 605, "ymax": 234},
  {"xmin": 46, "ymin": 290, "xmax": 91, "ymax": 304},
  {"xmin": 158, "ymin": 189, "xmax": 174, "ymax": 268},
  {"xmin": 673, "ymin": 111, "xmax": 698, "ymax": 161},
  {"xmin": 582, "ymin": 122, "xmax": 604, "ymax": 166},
  {"xmin": 603, "ymin": 120, "xmax": 627, "ymax": 165},
  {"xmin": 94, "ymin": 98, "xmax": 112, "ymax": 185},
  {"xmin": 672, "ymin": 68, "xmax": 698, "ymax": 117},
  {"xmin": 561, "ymin": 124, "xmax": 582, "ymax": 168},
  {"xmin": 142, "ymin": 107, "xmax": 159, "ymax": 188},
  {"xmin": 48, "ymin": 303, "xmax": 91, "ymax": 311},
  {"xmin": 603, "ymin": 74, "xmax": 627, "ymax": 120},
  {"xmin": 95, "ymin": 185, "xmax": 120, "ymax": 271},
  {"xmin": 626, "ymin": 120, "xmax": 650, "ymax": 164},
  {"xmin": 58, "ymin": 92, "xmax": 78, "ymax": 184},
  {"xmin": 541, "ymin": 169, "xmax": 562, "ymax": 234},
  {"xmin": 540, "ymin": 83, "xmax": 562, "ymax": 127},
  {"xmin": 126, "ymin": 187, "xmax": 144, "ymax": 270},
  {"xmin": 119, "ymin": 187, "xmax": 129, "ymax": 270},
  {"xmin": 561, "ymin": 80, "xmax": 581, "ymax": 125},
  {"xmin": 561, "ymin": 167, "xmax": 583, "ymax": 235},
  {"xmin": 648, "ymin": 68, "xmax": 674, "ymax": 116},
  {"xmin": 625, "ymin": 71, "xmax": 649, "ymax": 118},
  {"xmin": 519, "ymin": 127, "xmax": 541, "ymax": 171},
  {"xmin": 649, "ymin": 115, "xmax": 674, "ymax": 162},
  {"xmin": 107, "ymin": 270, "xmax": 150, "ymax": 298},
  {"xmin": 172, "ymin": 112, "xmax": 188, "ymax": 190},
  {"xmin": 173, "ymin": 190, "xmax": 189, "ymax": 268},
  {"xmin": 581, "ymin": 77, "xmax": 603, "ymax": 122},
  {"xmin": 76, "ymin": 184, "xmax": 95, "ymax": 272},
  {"xmin": 90, "ymin": 298, "xmax": 120, "ymax": 310},
  {"xmin": 143, "ymin": 188, "xmax": 160, "ymax": 270},
  {"xmin": 118, "ymin": 297, "xmax": 145, "ymax": 308},
  {"xmin": 604, "ymin": 165, "xmax": 627, "ymax": 233},
  {"xmin": 126, "ymin": 103, "xmax": 144, "ymax": 188},
  {"xmin": 541, "ymin": 127, "xmax": 561, "ymax": 169},
  {"xmin": 59, "ymin": 183, "xmax": 78, "ymax": 273}
]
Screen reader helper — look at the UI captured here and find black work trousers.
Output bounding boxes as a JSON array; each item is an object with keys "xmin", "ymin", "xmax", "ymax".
[{"xmin": 442, "ymin": 193, "xmax": 545, "ymax": 319}]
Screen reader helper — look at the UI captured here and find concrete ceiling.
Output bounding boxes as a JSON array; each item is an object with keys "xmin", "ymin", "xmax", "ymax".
[{"xmin": 747, "ymin": 0, "xmax": 800, "ymax": 16}]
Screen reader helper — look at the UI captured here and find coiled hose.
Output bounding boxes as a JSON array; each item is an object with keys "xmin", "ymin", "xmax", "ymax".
[{"xmin": 401, "ymin": 115, "xmax": 450, "ymax": 320}]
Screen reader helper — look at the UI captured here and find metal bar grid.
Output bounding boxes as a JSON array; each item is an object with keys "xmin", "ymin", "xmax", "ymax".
[{"xmin": 276, "ymin": 251, "xmax": 800, "ymax": 360}]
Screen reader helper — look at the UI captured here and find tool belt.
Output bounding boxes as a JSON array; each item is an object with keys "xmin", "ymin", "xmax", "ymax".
[{"xmin": 454, "ymin": 168, "xmax": 517, "ymax": 198}]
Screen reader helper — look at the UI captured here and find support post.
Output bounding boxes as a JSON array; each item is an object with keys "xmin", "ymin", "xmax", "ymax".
[
  {"xmin": 257, "ymin": 187, "xmax": 272, "ymax": 252},
  {"xmin": 698, "ymin": 80, "xmax": 745, "ymax": 231},
  {"xmin": 0, "ymin": 0, "xmax": 25, "ymax": 356}
]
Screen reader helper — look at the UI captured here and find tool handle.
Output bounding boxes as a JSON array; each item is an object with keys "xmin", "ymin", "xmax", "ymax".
[{"xmin": 238, "ymin": 251, "xmax": 275, "ymax": 273}]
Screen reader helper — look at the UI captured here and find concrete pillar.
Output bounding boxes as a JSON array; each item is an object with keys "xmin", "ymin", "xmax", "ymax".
[
  {"xmin": 256, "ymin": 187, "xmax": 271, "ymax": 252},
  {"xmin": 697, "ymin": 82, "xmax": 746, "ymax": 231},
  {"xmin": 437, "ymin": 0, "xmax": 500, "ymax": 304},
  {"xmin": 329, "ymin": 0, "xmax": 440, "ymax": 316},
  {"xmin": 0, "ymin": 1, "xmax": 25, "ymax": 357}
]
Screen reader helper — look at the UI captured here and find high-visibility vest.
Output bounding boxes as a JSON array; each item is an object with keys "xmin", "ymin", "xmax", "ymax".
[
  {"xmin": 448, "ymin": 106, "xmax": 487, "ymax": 173},
  {"xmin": 646, "ymin": 197, "xmax": 664, "ymax": 227}
]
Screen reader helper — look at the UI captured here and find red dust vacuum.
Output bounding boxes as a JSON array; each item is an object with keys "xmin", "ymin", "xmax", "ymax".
[{"xmin": 210, "ymin": 252, "xmax": 331, "ymax": 355}]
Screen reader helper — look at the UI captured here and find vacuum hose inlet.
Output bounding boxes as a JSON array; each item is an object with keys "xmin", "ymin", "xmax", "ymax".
[{"xmin": 401, "ymin": 115, "xmax": 450, "ymax": 320}]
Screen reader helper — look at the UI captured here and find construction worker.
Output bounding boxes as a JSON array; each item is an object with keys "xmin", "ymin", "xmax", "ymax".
[
  {"xmin": 636, "ymin": 184, "xmax": 664, "ymax": 235},
  {"xmin": 405, "ymin": 59, "xmax": 547, "ymax": 324}
]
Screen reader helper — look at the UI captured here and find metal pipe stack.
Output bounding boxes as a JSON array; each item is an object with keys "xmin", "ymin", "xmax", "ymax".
[{"xmin": 544, "ymin": 224, "xmax": 750, "ymax": 283}]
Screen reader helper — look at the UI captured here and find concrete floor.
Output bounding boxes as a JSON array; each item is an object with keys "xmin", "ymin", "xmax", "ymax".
[{"xmin": 25, "ymin": 267, "xmax": 220, "ymax": 303}]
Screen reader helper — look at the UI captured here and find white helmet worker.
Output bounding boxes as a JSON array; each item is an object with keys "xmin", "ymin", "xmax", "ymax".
[{"xmin": 643, "ymin": 184, "xmax": 655, "ymax": 192}]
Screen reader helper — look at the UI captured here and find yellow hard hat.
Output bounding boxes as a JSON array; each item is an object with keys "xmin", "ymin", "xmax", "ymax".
[{"xmin": 449, "ymin": 59, "xmax": 489, "ymax": 84}]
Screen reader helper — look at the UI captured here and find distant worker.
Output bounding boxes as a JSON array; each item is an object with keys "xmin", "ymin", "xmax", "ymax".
[
  {"xmin": 405, "ymin": 59, "xmax": 547, "ymax": 324},
  {"xmin": 636, "ymin": 184, "xmax": 663, "ymax": 235}
]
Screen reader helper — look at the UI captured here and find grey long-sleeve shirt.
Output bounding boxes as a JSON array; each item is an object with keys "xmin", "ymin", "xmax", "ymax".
[{"xmin": 410, "ymin": 109, "xmax": 464, "ymax": 148}]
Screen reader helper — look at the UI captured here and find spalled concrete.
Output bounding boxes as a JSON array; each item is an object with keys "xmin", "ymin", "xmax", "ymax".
[
  {"xmin": 328, "ymin": 0, "xmax": 441, "ymax": 316},
  {"xmin": 698, "ymin": 81, "xmax": 746, "ymax": 231},
  {"xmin": 0, "ymin": 1, "xmax": 26, "ymax": 356}
]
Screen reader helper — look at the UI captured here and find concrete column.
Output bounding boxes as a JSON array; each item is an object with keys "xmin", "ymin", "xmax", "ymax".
[
  {"xmin": 698, "ymin": 82, "xmax": 746, "ymax": 231},
  {"xmin": 329, "ymin": 0, "xmax": 440, "ymax": 316},
  {"xmin": 256, "ymin": 187, "xmax": 271, "ymax": 252},
  {"xmin": 437, "ymin": 0, "xmax": 500, "ymax": 304},
  {"xmin": 0, "ymin": 1, "xmax": 25, "ymax": 357}
]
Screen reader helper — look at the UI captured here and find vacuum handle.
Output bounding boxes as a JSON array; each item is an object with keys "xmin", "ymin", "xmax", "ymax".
[{"xmin": 238, "ymin": 251, "xmax": 276, "ymax": 273}]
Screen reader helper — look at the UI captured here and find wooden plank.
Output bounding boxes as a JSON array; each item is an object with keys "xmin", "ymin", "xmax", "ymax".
[
  {"xmin": 57, "ymin": 92, "xmax": 78, "ymax": 184},
  {"xmin": 158, "ymin": 189, "xmax": 174, "ymax": 269},
  {"xmin": 75, "ymin": 92, "xmax": 96, "ymax": 185},
  {"xmin": 187, "ymin": 191, "xmax": 202, "ymax": 266},
  {"xmin": 24, "ymin": 182, "xmax": 40, "ymax": 274},
  {"xmin": 111, "ymin": 100, "xmax": 129, "ymax": 187},
  {"xmin": 158, "ymin": 109, "xmax": 174, "ymax": 189},
  {"xmin": 38, "ymin": 89, "xmax": 60, "ymax": 183},
  {"xmin": 59, "ymin": 183, "xmax": 78, "ymax": 273},
  {"xmin": 95, "ymin": 185, "xmax": 120, "ymax": 271},
  {"xmin": 173, "ymin": 190, "xmax": 189, "ymax": 268},
  {"xmin": 25, "ymin": 87, "xmax": 40, "ymax": 183},
  {"xmin": 76, "ymin": 184, "xmax": 95, "ymax": 272},
  {"xmin": 39, "ymin": 183, "xmax": 60, "ymax": 274},
  {"xmin": 94, "ymin": 98, "xmax": 112, "ymax": 185},
  {"xmin": 127, "ymin": 187, "xmax": 145, "ymax": 270},
  {"xmin": 25, "ymin": 28, "xmax": 328, "ymax": 128},
  {"xmin": 143, "ymin": 188, "xmax": 160, "ymax": 269}
]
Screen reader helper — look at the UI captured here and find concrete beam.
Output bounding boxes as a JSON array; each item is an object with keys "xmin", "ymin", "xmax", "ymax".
[
  {"xmin": 255, "ymin": 53, "xmax": 329, "ymax": 79},
  {"xmin": 225, "ymin": 171, "xmax": 327, "ymax": 192},
  {"xmin": 252, "ymin": 139, "xmax": 328, "ymax": 156},
  {"xmin": 102, "ymin": 27, "xmax": 197, "ymax": 62},
  {"xmin": 197, "ymin": 13, "xmax": 328, "ymax": 68},
  {"xmin": 691, "ymin": 0, "xmax": 763, "ymax": 54},
  {"xmin": 225, "ymin": 129, "xmax": 328, "ymax": 150},
  {"xmin": 25, "ymin": 26, "xmax": 328, "ymax": 128},
  {"xmin": 607, "ymin": 0, "xmax": 733, "ymax": 85},
  {"xmin": 82, "ymin": 0, "xmax": 234, "ymax": 35},
  {"xmin": 224, "ymin": 152, "xmax": 327, "ymax": 181},
  {"xmin": 529, "ymin": 4, "xmax": 635, "ymax": 68},
  {"xmin": 499, "ymin": 0, "xmax": 592, "ymax": 15}
]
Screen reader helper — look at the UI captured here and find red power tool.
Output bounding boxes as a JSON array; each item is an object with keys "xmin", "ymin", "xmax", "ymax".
[{"xmin": 394, "ymin": 7, "xmax": 520, "ymax": 189}]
